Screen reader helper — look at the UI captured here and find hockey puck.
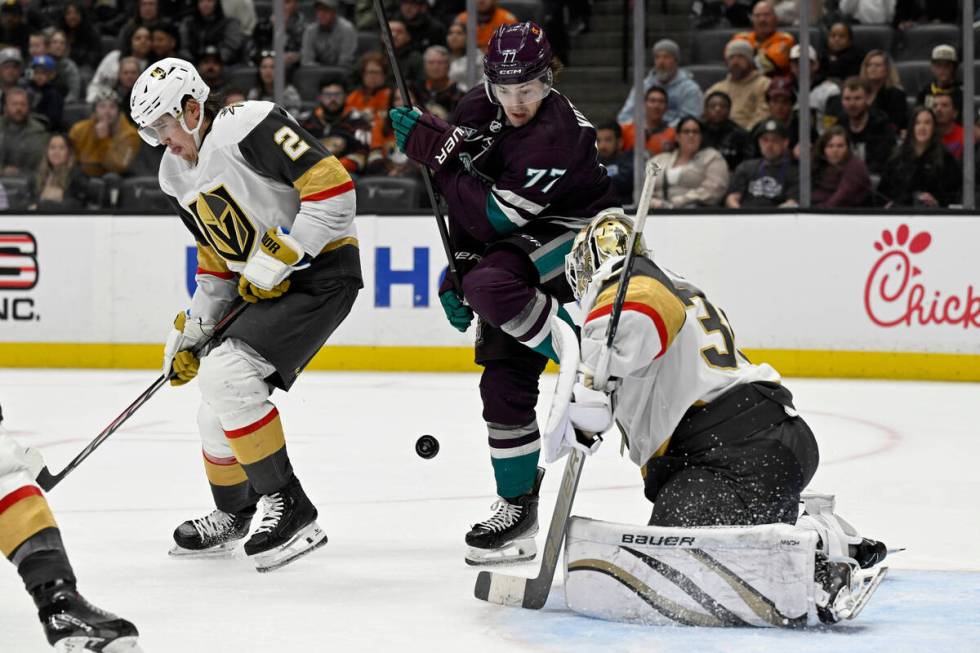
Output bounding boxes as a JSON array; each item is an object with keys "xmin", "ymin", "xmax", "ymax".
[{"xmin": 415, "ymin": 435, "xmax": 440, "ymax": 459}]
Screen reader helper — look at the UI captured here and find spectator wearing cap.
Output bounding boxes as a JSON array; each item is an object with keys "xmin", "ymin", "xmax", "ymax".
[
  {"xmin": 619, "ymin": 86, "xmax": 677, "ymax": 156},
  {"xmin": 300, "ymin": 80, "xmax": 372, "ymax": 175},
  {"xmin": 0, "ymin": 87, "xmax": 47, "ymax": 175},
  {"xmin": 197, "ymin": 46, "xmax": 228, "ymax": 95},
  {"xmin": 789, "ymin": 44, "xmax": 840, "ymax": 134},
  {"xmin": 838, "ymin": 76, "xmax": 896, "ymax": 174},
  {"xmin": 397, "ymin": 0, "xmax": 446, "ymax": 54},
  {"xmin": 247, "ymin": 52, "xmax": 302, "ymax": 117},
  {"xmin": 811, "ymin": 125, "xmax": 871, "ymax": 207},
  {"xmin": 180, "ymin": 0, "xmax": 245, "ymax": 65},
  {"xmin": 931, "ymin": 92, "xmax": 963, "ymax": 160},
  {"xmin": 301, "ymin": 0, "xmax": 357, "ymax": 69},
  {"xmin": 705, "ymin": 39, "xmax": 772, "ymax": 131},
  {"xmin": 595, "ymin": 121, "xmax": 634, "ymax": 205},
  {"xmin": 0, "ymin": 47, "xmax": 26, "ymax": 106},
  {"xmin": 28, "ymin": 55, "xmax": 64, "ymax": 130},
  {"xmin": 87, "ymin": 25, "xmax": 151, "ymax": 104},
  {"xmin": 702, "ymin": 90, "xmax": 752, "ymax": 171},
  {"xmin": 821, "ymin": 22, "xmax": 863, "ymax": 82},
  {"xmin": 879, "ymin": 106, "xmax": 960, "ymax": 207},
  {"xmin": 454, "ymin": 0, "xmax": 517, "ymax": 51},
  {"xmin": 48, "ymin": 30, "xmax": 82, "ymax": 103},
  {"xmin": 751, "ymin": 76, "xmax": 816, "ymax": 157},
  {"xmin": 651, "ymin": 115, "xmax": 730, "ymax": 208},
  {"xmin": 733, "ymin": 1, "xmax": 795, "ymax": 76},
  {"xmin": 839, "ymin": 0, "xmax": 894, "ymax": 24},
  {"xmin": 250, "ymin": 0, "xmax": 307, "ymax": 67},
  {"xmin": 726, "ymin": 118, "xmax": 799, "ymax": 208},
  {"xmin": 388, "ymin": 19, "xmax": 423, "ymax": 87},
  {"xmin": 69, "ymin": 91, "xmax": 140, "ymax": 177},
  {"xmin": 0, "ymin": 0, "xmax": 27, "ymax": 56},
  {"xmin": 916, "ymin": 45, "xmax": 962, "ymax": 115},
  {"xmin": 58, "ymin": 2, "xmax": 103, "ymax": 74},
  {"xmin": 616, "ymin": 39, "xmax": 704, "ymax": 127},
  {"xmin": 413, "ymin": 45, "xmax": 464, "ymax": 119},
  {"xmin": 118, "ymin": 0, "xmax": 160, "ymax": 52}
]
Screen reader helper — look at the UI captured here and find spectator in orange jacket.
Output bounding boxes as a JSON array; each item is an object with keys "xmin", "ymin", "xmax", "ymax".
[
  {"xmin": 454, "ymin": 0, "xmax": 517, "ymax": 50},
  {"xmin": 619, "ymin": 86, "xmax": 677, "ymax": 156},
  {"xmin": 344, "ymin": 51, "xmax": 392, "ymax": 124},
  {"xmin": 68, "ymin": 91, "xmax": 140, "ymax": 177},
  {"xmin": 734, "ymin": 1, "xmax": 795, "ymax": 76}
]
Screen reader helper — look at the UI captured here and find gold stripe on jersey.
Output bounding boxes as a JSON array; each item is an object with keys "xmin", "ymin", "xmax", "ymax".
[
  {"xmin": 0, "ymin": 491, "xmax": 57, "ymax": 557},
  {"xmin": 293, "ymin": 156, "xmax": 354, "ymax": 202},
  {"xmin": 321, "ymin": 236, "xmax": 359, "ymax": 253},
  {"xmin": 224, "ymin": 408, "xmax": 286, "ymax": 466},
  {"xmin": 203, "ymin": 453, "xmax": 248, "ymax": 487},
  {"xmin": 197, "ymin": 244, "xmax": 232, "ymax": 276},
  {"xmin": 591, "ymin": 276, "xmax": 687, "ymax": 352}
]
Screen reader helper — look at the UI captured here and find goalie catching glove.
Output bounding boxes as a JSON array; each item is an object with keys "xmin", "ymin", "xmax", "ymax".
[
  {"xmin": 238, "ymin": 227, "xmax": 310, "ymax": 303},
  {"xmin": 163, "ymin": 311, "xmax": 215, "ymax": 386}
]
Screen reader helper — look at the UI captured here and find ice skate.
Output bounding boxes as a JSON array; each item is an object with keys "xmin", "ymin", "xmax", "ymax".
[
  {"xmin": 465, "ymin": 468, "xmax": 544, "ymax": 566},
  {"xmin": 814, "ymin": 554, "xmax": 888, "ymax": 624},
  {"xmin": 169, "ymin": 508, "xmax": 253, "ymax": 558},
  {"xmin": 243, "ymin": 477, "xmax": 327, "ymax": 572},
  {"xmin": 34, "ymin": 580, "xmax": 141, "ymax": 652}
]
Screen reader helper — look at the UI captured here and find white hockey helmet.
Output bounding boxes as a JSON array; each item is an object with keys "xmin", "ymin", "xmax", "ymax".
[
  {"xmin": 565, "ymin": 209, "xmax": 647, "ymax": 302},
  {"xmin": 130, "ymin": 57, "xmax": 210, "ymax": 146}
]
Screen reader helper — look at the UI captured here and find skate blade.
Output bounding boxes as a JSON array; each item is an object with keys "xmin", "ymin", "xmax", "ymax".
[
  {"xmin": 55, "ymin": 636, "xmax": 142, "ymax": 653},
  {"xmin": 250, "ymin": 521, "xmax": 328, "ymax": 573},
  {"xmin": 169, "ymin": 541, "xmax": 240, "ymax": 559},
  {"xmin": 465, "ymin": 538, "xmax": 537, "ymax": 567},
  {"xmin": 842, "ymin": 566, "xmax": 888, "ymax": 621}
]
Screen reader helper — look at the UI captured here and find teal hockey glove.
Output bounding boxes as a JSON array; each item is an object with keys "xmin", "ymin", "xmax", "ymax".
[
  {"xmin": 390, "ymin": 106, "xmax": 422, "ymax": 152},
  {"xmin": 439, "ymin": 290, "xmax": 474, "ymax": 332}
]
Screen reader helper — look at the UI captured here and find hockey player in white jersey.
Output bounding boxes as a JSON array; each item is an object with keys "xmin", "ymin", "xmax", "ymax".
[
  {"xmin": 0, "ymin": 404, "xmax": 141, "ymax": 651},
  {"xmin": 547, "ymin": 212, "xmax": 888, "ymax": 625},
  {"xmin": 130, "ymin": 58, "xmax": 362, "ymax": 571}
]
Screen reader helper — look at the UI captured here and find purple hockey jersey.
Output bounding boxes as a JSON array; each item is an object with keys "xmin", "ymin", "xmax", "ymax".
[{"xmin": 433, "ymin": 86, "xmax": 620, "ymax": 244}]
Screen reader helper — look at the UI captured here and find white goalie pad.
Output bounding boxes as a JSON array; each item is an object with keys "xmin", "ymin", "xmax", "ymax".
[{"xmin": 563, "ymin": 517, "xmax": 822, "ymax": 627}]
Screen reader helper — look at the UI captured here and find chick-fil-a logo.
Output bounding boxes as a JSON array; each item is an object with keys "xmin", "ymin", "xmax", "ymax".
[{"xmin": 864, "ymin": 224, "xmax": 980, "ymax": 328}]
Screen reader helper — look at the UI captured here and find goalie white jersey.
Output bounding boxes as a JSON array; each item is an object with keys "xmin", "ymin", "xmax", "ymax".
[
  {"xmin": 159, "ymin": 100, "xmax": 357, "ymax": 320},
  {"xmin": 580, "ymin": 257, "xmax": 781, "ymax": 468}
]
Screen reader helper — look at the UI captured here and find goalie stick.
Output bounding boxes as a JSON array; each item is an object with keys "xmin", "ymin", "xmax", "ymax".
[
  {"xmin": 35, "ymin": 301, "xmax": 248, "ymax": 492},
  {"xmin": 474, "ymin": 160, "xmax": 661, "ymax": 609}
]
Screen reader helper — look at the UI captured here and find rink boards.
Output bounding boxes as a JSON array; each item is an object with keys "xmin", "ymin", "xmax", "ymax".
[{"xmin": 0, "ymin": 213, "xmax": 978, "ymax": 380}]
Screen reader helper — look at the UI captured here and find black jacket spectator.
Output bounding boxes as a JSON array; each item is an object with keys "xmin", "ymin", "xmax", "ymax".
[
  {"xmin": 729, "ymin": 155, "xmax": 800, "ymax": 207},
  {"xmin": 28, "ymin": 57, "xmax": 65, "ymax": 131},
  {"xmin": 0, "ymin": 0, "xmax": 28, "ymax": 54},
  {"xmin": 396, "ymin": 0, "xmax": 446, "ymax": 53},
  {"xmin": 59, "ymin": 2, "xmax": 104, "ymax": 71},
  {"xmin": 842, "ymin": 106, "xmax": 895, "ymax": 174},
  {"xmin": 180, "ymin": 0, "xmax": 244, "ymax": 64},
  {"xmin": 703, "ymin": 118, "xmax": 751, "ymax": 171},
  {"xmin": 820, "ymin": 23, "xmax": 863, "ymax": 82},
  {"xmin": 878, "ymin": 108, "xmax": 961, "ymax": 207}
]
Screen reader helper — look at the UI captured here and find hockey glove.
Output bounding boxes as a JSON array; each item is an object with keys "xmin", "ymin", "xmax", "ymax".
[
  {"xmin": 389, "ymin": 107, "xmax": 462, "ymax": 172},
  {"xmin": 163, "ymin": 311, "xmax": 213, "ymax": 386},
  {"xmin": 439, "ymin": 290, "xmax": 474, "ymax": 332},
  {"xmin": 543, "ymin": 382, "xmax": 612, "ymax": 463},
  {"xmin": 239, "ymin": 227, "xmax": 310, "ymax": 303}
]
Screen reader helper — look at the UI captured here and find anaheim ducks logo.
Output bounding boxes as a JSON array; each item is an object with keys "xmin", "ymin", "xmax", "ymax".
[{"xmin": 189, "ymin": 185, "xmax": 256, "ymax": 262}]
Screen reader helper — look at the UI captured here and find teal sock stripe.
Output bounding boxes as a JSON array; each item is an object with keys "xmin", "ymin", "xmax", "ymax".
[{"xmin": 491, "ymin": 450, "xmax": 540, "ymax": 498}]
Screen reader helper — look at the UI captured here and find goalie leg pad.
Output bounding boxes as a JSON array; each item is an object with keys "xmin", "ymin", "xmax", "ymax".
[{"xmin": 563, "ymin": 516, "xmax": 822, "ymax": 627}]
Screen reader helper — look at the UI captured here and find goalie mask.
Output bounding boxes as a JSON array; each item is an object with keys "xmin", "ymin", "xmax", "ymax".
[
  {"xmin": 565, "ymin": 211, "xmax": 647, "ymax": 302},
  {"xmin": 130, "ymin": 57, "xmax": 210, "ymax": 147},
  {"xmin": 483, "ymin": 22, "xmax": 554, "ymax": 107}
]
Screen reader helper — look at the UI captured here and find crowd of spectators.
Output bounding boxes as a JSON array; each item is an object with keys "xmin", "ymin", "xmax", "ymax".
[
  {"xmin": 0, "ymin": 0, "xmax": 975, "ymax": 211},
  {"xmin": 605, "ymin": 0, "xmax": 976, "ymax": 209}
]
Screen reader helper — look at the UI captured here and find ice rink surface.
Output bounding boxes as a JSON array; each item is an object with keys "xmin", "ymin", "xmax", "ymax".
[{"xmin": 1, "ymin": 370, "xmax": 978, "ymax": 652}]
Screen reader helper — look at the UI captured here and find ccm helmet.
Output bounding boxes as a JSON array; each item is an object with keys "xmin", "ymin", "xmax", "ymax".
[
  {"xmin": 483, "ymin": 22, "xmax": 554, "ymax": 107},
  {"xmin": 130, "ymin": 57, "xmax": 210, "ymax": 146}
]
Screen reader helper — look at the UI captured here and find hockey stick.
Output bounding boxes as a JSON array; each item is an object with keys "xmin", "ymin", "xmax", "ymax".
[
  {"xmin": 372, "ymin": 0, "xmax": 460, "ymax": 291},
  {"xmin": 34, "ymin": 301, "xmax": 249, "ymax": 492},
  {"xmin": 473, "ymin": 162, "xmax": 661, "ymax": 609}
]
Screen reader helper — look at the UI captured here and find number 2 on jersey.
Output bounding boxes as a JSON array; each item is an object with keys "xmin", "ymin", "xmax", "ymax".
[{"xmin": 273, "ymin": 126, "xmax": 311, "ymax": 161}]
